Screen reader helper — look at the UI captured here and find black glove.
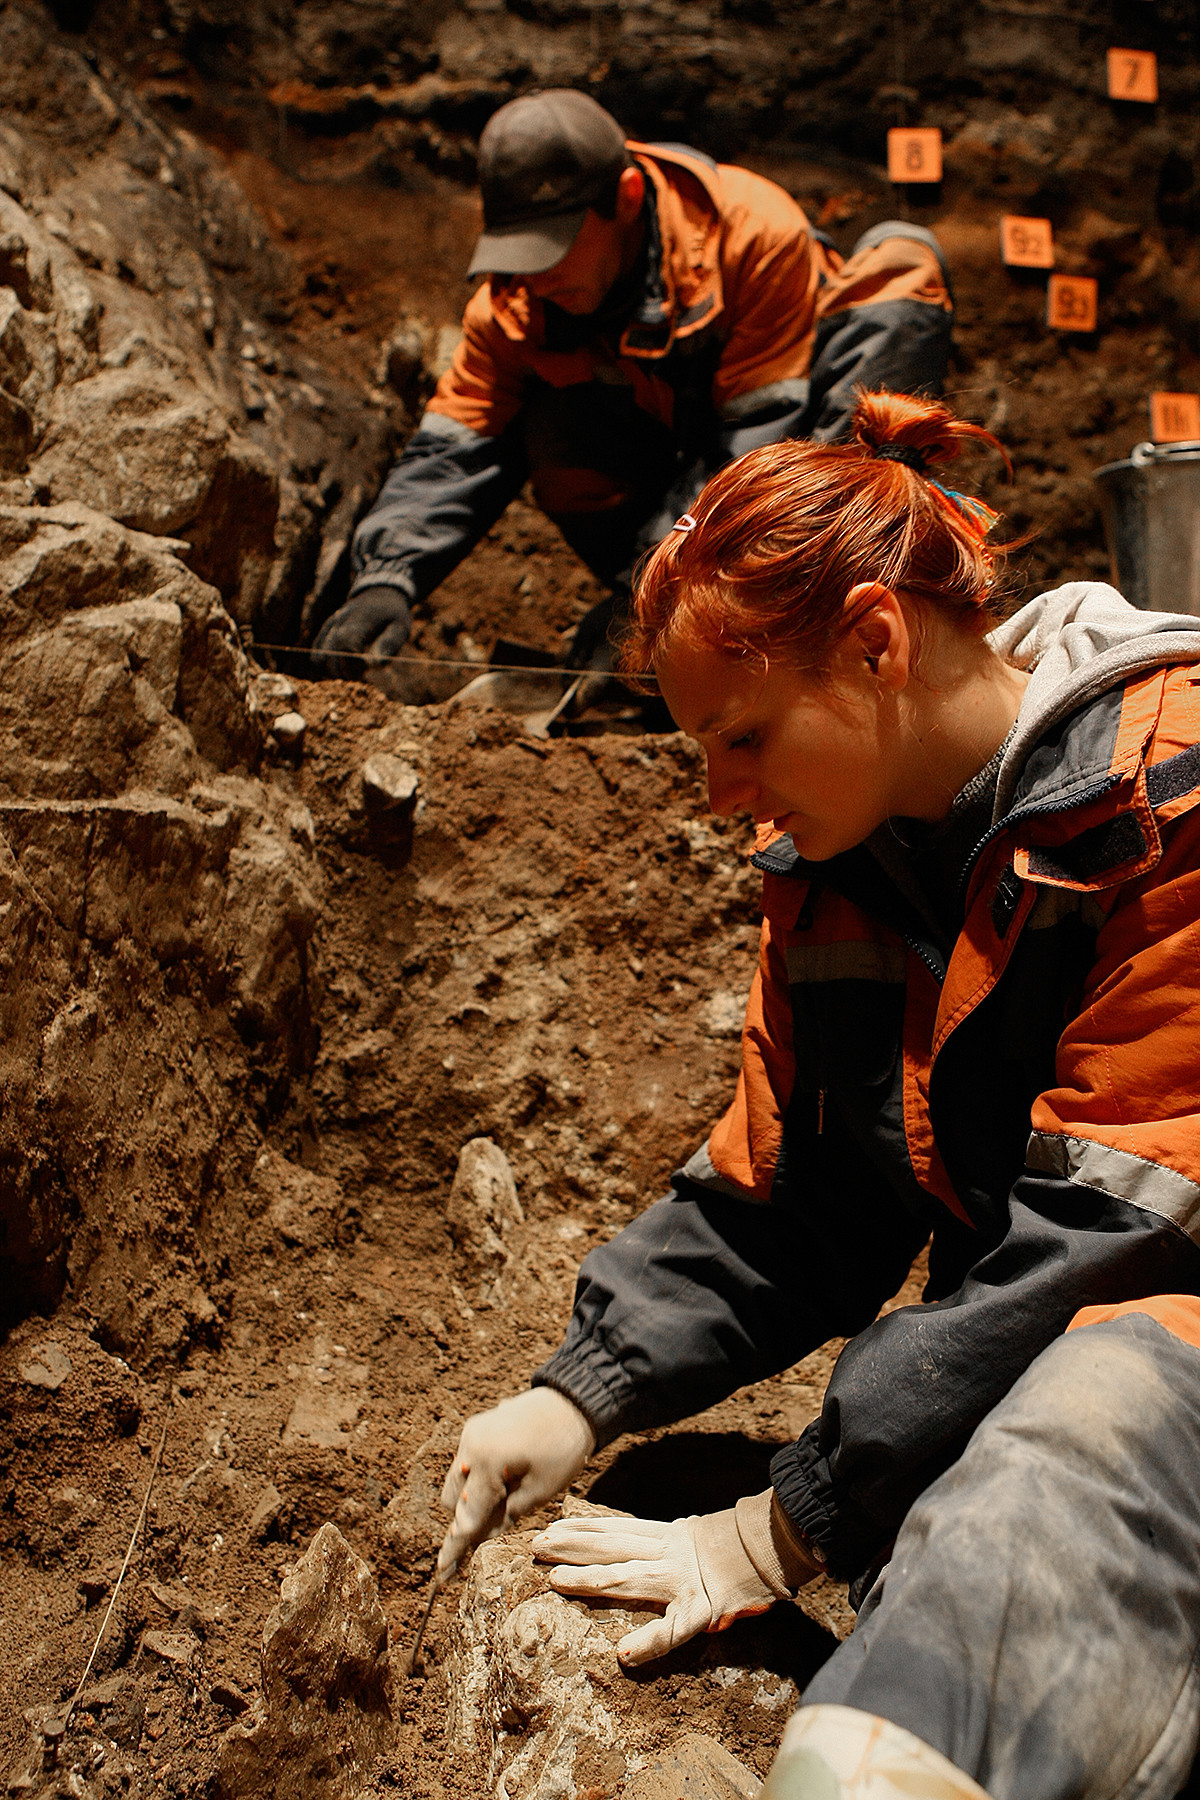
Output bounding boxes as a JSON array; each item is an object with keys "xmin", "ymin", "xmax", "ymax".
[{"xmin": 313, "ymin": 584, "xmax": 413, "ymax": 679}]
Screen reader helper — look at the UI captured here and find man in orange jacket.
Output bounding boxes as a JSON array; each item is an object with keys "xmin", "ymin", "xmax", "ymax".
[{"xmin": 316, "ymin": 90, "xmax": 954, "ymax": 669}]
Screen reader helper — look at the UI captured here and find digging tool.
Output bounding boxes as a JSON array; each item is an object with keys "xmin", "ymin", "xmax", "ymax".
[{"xmin": 404, "ymin": 1562, "xmax": 457, "ymax": 1678}]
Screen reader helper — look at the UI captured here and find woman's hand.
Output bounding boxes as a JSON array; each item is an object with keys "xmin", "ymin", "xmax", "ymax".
[
  {"xmin": 532, "ymin": 1490, "xmax": 821, "ymax": 1665},
  {"xmin": 437, "ymin": 1387, "xmax": 596, "ymax": 1581}
]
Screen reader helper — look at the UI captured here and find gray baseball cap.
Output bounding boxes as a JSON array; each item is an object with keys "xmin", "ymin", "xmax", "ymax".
[{"xmin": 467, "ymin": 90, "xmax": 629, "ymax": 278}]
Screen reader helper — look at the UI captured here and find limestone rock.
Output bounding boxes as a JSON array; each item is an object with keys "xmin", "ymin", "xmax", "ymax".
[
  {"xmin": 443, "ymin": 1499, "xmax": 831, "ymax": 1798},
  {"xmin": 445, "ymin": 1137, "xmax": 524, "ymax": 1278},
  {"xmin": 625, "ymin": 1732, "xmax": 762, "ymax": 1800},
  {"xmin": 271, "ymin": 711, "xmax": 307, "ymax": 756},
  {"xmin": 0, "ymin": 503, "xmax": 323, "ymax": 1342},
  {"xmin": 17, "ymin": 1342, "xmax": 71, "ymax": 1390},
  {"xmin": 361, "ymin": 753, "xmax": 419, "ymax": 816},
  {"xmin": 445, "ymin": 1509, "xmax": 638, "ymax": 1800},
  {"xmin": 218, "ymin": 1523, "xmax": 392, "ymax": 1800}
]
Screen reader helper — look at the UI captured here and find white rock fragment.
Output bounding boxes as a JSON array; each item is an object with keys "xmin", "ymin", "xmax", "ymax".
[
  {"xmin": 272, "ymin": 710, "xmax": 306, "ymax": 754},
  {"xmin": 18, "ymin": 1342, "xmax": 72, "ymax": 1390},
  {"xmin": 361, "ymin": 752, "xmax": 419, "ymax": 817},
  {"xmin": 445, "ymin": 1137, "xmax": 524, "ymax": 1279}
]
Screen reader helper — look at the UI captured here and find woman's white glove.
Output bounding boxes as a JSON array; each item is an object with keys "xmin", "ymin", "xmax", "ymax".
[
  {"xmin": 532, "ymin": 1489, "xmax": 822, "ymax": 1666},
  {"xmin": 437, "ymin": 1387, "xmax": 596, "ymax": 1581}
]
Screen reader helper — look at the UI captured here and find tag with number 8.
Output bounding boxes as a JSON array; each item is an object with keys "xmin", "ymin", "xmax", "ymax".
[{"xmin": 887, "ymin": 129, "xmax": 943, "ymax": 184}]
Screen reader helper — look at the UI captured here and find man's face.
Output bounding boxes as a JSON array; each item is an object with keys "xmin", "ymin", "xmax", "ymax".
[{"xmin": 523, "ymin": 208, "xmax": 628, "ymax": 315}]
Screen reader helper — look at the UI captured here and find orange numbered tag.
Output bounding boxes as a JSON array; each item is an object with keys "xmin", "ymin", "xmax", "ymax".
[
  {"xmin": 1000, "ymin": 215, "xmax": 1054, "ymax": 269},
  {"xmin": 1107, "ymin": 48, "xmax": 1158, "ymax": 101},
  {"xmin": 1150, "ymin": 392, "xmax": 1200, "ymax": 443},
  {"xmin": 1046, "ymin": 274, "xmax": 1098, "ymax": 332},
  {"xmin": 887, "ymin": 128, "xmax": 943, "ymax": 184}
]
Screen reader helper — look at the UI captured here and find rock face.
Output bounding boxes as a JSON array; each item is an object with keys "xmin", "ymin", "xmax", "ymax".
[
  {"xmin": 219, "ymin": 1522, "xmax": 393, "ymax": 1800},
  {"xmin": 444, "ymin": 1500, "xmax": 812, "ymax": 1799},
  {"xmin": 0, "ymin": 5, "xmax": 390, "ymax": 642},
  {"xmin": 0, "ymin": 501, "xmax": 323, "ymax": 1343}
]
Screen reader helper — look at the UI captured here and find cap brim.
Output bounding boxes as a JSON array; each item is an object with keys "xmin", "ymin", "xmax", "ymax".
[{"xmin": 466, "ymin": 210, "xmax": 586, "ymax": 277}]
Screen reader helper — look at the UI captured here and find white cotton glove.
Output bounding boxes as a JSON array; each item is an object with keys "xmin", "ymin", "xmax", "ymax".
[
  {"xmin": 437, "ymin": 1387, "xmax": 596, "ymax": 1582},
  {"xmin": 532, "ymin": 1489, "xmax": 822, "ymax": 1666}
]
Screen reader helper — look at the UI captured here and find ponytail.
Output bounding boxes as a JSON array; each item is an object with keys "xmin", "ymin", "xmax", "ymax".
[{"xmin": 620, "ymin": 390, "xmax": 1024, "ymax": 689}]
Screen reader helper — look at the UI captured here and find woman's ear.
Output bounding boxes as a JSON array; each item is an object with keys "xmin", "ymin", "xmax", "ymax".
[
  {"xmin": 845, "ymin": 583, "xmax": 912, "ymax": 692},
  {"xmin": 616, "ymin": 165, "xmax": 646, "ymax": 224}
]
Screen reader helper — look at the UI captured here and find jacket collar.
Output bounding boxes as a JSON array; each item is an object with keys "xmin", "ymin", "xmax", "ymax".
[{"xmin": 485, "ymin": 141, "xmax": 725, "ymax": 360}]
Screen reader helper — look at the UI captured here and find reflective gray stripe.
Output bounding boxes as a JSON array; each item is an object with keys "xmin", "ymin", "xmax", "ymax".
[
  {"xmin": 785, "ymin": 943, "xmax": 907, "ymax": 984},
  {"xmin": 415, "ymin": 410, "xmax": 485, "ymax": 446},
  {"xmin": 680, "ymin": 1140, "xmax": 764, "ymax": 1205},
  {"xmin": 1027, "ymin": 1131, "xmax": 1200, "ymax": 1242},
  {"xmin": 720, "ymin": 377, "xmax": 810, "ymax": 422}
]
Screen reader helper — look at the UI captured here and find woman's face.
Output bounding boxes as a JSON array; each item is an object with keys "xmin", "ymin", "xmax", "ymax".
[{"xmin": 655, "ymin": 635, "xmax": 897, "ymax": 862}]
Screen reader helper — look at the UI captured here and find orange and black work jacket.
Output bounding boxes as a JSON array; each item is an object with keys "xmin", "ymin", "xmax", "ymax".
[
  {"xmin": 534, "ymin": 585, "xmax": 1200, "ymax": 1584},
  {"xmin": 347, "ymin": 144, "xmax": 953, "ymax": 608}
]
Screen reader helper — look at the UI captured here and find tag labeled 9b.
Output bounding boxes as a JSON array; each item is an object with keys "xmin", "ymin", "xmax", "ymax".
[
  {"xmin": 887, "ymin": 129, "xmax": 943, "ymax": 184},
  {"xmin": 1047, "ymin": 275, "xmax": 1098, "ymax": 333},
  {"xmin": 1107, "ymin": 49, "xmax": 1158, "ymax": 102}
]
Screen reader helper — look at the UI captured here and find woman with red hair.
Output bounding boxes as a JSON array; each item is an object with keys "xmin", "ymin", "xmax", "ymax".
[{"xmin": 439, "ymin": 392, "xmax": 1200, "ymax": 1800}]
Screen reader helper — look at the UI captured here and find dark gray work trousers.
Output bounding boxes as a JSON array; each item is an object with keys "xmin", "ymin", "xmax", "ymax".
[{"xmin": 795, "ymin": 1313, "xmax": 1200, "ymax": 1798}]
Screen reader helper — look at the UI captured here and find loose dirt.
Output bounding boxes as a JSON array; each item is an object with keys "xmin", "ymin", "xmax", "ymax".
[
  {"xmin": 1, "ymin": 680, "xmax": 907, "ymax": 1795},
  {"xmin": 7, "ymin": 9, "xmax": 1200, "ymax": 1793}
]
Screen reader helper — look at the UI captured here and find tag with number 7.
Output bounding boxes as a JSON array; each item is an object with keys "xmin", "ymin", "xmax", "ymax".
[{"xmin": 1107, "ymin": 49, "xmax": 1158, "ymax": 102}]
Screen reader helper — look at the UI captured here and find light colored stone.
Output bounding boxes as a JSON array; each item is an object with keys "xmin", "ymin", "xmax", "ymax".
[
  {"xmin": 624, "ymin": 1732, "xmax": 761, "ymax": 1800},
  {"xmin": 360, "ymin": 753, "xmax": 419, "ymax": 815},
  {"xmin": 445, "ymin": 1510, "xmax": 637, "ymax": 1800},
  {"xmin": 272, "ymin": 711, "xmax": 307, "ymax": 752},
  {"xmin": 445, "ymin": 1137, "xmax": 524, "ymax": 1279},
  {"xmin": 703, "ymin": 989, "xmax": 748, "ymax": 1041},
  {"xmin": 18, "ymin": 1341, "xmax": 71, "ymax": 1389},
  {"xmin": 218, "ymin": 1523, "xmax": 392, "ymax": 1800}
]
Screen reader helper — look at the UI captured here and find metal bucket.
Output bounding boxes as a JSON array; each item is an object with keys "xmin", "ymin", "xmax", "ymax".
[{"xmin": 1093, "ymin": 440, "xmax": 1200, "ymax": 614}]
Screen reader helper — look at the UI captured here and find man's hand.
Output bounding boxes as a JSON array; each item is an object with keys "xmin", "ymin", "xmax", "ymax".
[
  {"xmin": 313, "ymin": 584, "xmax": 413, "ymax": 678},
  {"xmin": 532, "ymin": 1490, "xmax": 821, "ymax": 1666},
  {"xmin": 437, "ymin": 1388, "xmax": 596, "ymax": 1582}
]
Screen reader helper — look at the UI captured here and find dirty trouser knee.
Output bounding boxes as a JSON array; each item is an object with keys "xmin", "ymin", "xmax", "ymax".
[{"xmin": 792, "ymin": 1313, "xmax": 1200, "ymax": 1800}]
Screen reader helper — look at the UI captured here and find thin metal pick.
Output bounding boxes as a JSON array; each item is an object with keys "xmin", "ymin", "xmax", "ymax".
[{"xmin": 405, "ymin": 1574, "xmax": 441, "ymax": 1678}]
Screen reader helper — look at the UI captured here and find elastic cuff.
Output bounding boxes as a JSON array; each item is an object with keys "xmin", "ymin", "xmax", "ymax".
[
  {"xmin": 735, "ymin": 1489, "xmax": 823, "ymax": 1598},
  {"xmin": 347, "ymin": 570, "xmax": 417, "ymax": 604},
  {"xmin": 531, "ymin": 1340, "xmax": 637, "ymax": 1450},
  {"xmin": 770, "ymin": 1431, "xmax": 839, "ymax": 1561}
]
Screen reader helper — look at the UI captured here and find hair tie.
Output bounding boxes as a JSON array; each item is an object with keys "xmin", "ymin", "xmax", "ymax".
[
  {"xmin": 671, "ymin": 513, "xmax": 698, "ymax": 534},
  {"xmin": 872, "ymin": 443, "xmax": 930, "ymax": 474}
]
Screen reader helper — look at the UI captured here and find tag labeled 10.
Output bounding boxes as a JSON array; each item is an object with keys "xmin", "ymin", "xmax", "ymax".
[{"xmin": 1150, "ymin": 393, "xmax": 1200, "ymax": 443}]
